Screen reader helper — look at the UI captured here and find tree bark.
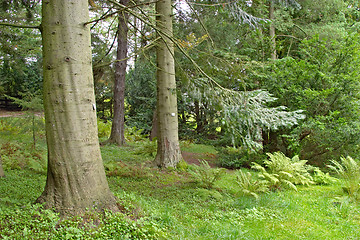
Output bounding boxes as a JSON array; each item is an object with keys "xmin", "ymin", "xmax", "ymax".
[
  {"xmin": 154, "ymin": 0, "xmax": 182, "ymax": 168},
  {"xmin": 107, "ymin": 0, "xmax": 129, "ymax": 146},
  {"xmin": 37, "ymin": 0, "xmax": 118, "ymax": 214},
  {"xmin": 149, "ymin": 110, "xmax": 158, "ymax": 141},
  {"xmin": 269, "ymin": 1, "xmax": 277, "ymax": 60}
]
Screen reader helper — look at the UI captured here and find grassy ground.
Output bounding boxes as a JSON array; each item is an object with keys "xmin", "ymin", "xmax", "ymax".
[{"xmin": 1, "ymin": 116, "xmax": 360, "ymax": 239}]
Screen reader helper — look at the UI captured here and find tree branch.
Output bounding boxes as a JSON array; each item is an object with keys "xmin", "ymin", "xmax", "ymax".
[
  {"xmin": 0, "ymin": 22, "xmax": 40, "ymax": 29},
  {"xmin": 84, "ymin": 0, "xmax": 159, "ymax": 26}
]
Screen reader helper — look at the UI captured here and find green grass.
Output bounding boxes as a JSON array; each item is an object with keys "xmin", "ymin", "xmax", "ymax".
[{"xmin": 1, "ymin": 117, "xmax": 360, "ymax": 239}]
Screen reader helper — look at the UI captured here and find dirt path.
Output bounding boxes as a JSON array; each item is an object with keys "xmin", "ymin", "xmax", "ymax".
[
  {"xmin": 182, "ymin": 151, "xmax": 218, "ymax": 167},
  {"xmin": 0, "ymin": 109, "xmax": 43, "ymax": 118},
  {"xmin": 0, "ymin": 109, "xmax": 24, "ymax": 117}
]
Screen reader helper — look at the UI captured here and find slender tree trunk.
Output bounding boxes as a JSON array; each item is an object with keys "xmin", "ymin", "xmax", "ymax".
[
  {"xmin": 154, "ymin": 0, "xmax": 182, "ymax": 168},
  {"xmin": 107, "ymin": 1, "xmax": 129, "ymax": 146},
  {"xmin": 269, "ymin": 1, "xmax": 277, "ymax": 60},
  {"xmin": 37, "ymin": 0, "xmax": 118, "ymax": 214},
  {"xmin": 133, "ymin": 16, "xmax": 138, "ymax": 63}
]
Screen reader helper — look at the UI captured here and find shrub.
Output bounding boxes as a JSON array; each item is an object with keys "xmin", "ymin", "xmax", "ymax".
[
  {"xmin": 328, "ymin": 156, "xmax": 360, "ymax": 199},
  {"xmin": 97, "ymin": 118, "xmax": 112, "ymax": 138},
  {"xmin": 217, "ymin": 147, "xmax": 263, "ymax": 169},
  {"xmin": 252, "ymin": 152, "xmax": 313, "ymax": 191},
  {"xmin": 133, "ymin": 139, "xmax": 157, "ymax": 157}
]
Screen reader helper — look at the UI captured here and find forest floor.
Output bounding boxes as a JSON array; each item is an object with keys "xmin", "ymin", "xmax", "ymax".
[
  {"xmin": 182, "ymin": 151, "xmax": 218, "ymax": 167},
  {"xmin": 0, "ymin": 109, "xmax": 217, "ymax": 167},
  {"xmin": 2, "ymin": 113, "xmax": 360, "ymax": 239}
]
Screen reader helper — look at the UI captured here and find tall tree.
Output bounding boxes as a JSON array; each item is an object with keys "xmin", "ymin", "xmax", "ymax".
[
  {"xmin": 107, "ymin": 0, "xmax": 129, "ymax": 146},
  {"xmin": 37, "ymin": 0, "xmax": 118, "ymax": 214},
  {"xmin": 154, "ymin": 0, "xmax": 182, "ymax": 168}
]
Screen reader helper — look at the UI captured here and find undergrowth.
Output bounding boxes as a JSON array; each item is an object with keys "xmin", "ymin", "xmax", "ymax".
[{"xmin": 1, "ymin": 116, "xmax": 360, "ymax": 239}]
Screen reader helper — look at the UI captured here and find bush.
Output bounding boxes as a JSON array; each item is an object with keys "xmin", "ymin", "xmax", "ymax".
[
  {"xmin": 217, "ymin": 147, "xmax": 263, "ymax": 169},
  {"xmin": 97, "ymin": 118, "xmax": 112, "ymax": 138}
]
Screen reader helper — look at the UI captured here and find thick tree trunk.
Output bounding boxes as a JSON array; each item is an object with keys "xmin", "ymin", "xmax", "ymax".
[
  {"xmin": 154, "ymin": 0, "xmax": 182, "ymax": 168},
  {"xmin": 269, "ymin": 1, "xmax": 277, "ymax": 60},
  {"xmin": 37, "ymin": 0, "xmax": 118, "ymax": 214},
  {"xmin": 107, "ymin": 1, "xmax": 129, "ymax": 146},
  {"xmin": 149, "ymin": 110, "xmax": 158, "ymax": 141}
]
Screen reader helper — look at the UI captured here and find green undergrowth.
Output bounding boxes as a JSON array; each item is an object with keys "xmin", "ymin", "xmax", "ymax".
[
  {"xmin": 1, "ymin": 117, "xmax": 360, "ymax": 239},
  {"xmin": 2, "ymin": 167, "xmax": 360, "ymax": 239}
]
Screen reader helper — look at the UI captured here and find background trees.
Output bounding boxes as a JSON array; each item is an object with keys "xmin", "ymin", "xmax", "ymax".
[
  {"xmin": 1, "ymin": 0, "xmax": 359, "ymax": 169},
  {"xmin": 0, "ymin": 1, "xmax": 42, "ymax": 98}
]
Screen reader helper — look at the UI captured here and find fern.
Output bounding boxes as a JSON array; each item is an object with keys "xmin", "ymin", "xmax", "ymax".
[
  {"xmin": 252, "ymin": 152, "xmax": 313, "ymax": 191},
  {"xmin": 190, "ymin": 160, "xmax": 225, "ymax": 189},
  {"xmin": 328, "ymin": 156, "xmax": 360, "ymax": 199},
  {"xmin": 235, "ymin": 170, "xmax": 268, "ymax": 199}
]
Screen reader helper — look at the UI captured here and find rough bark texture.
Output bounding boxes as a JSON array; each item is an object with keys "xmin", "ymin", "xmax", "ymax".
[
  {"xmin": 107, "ymin": 1, "xmax": 129, "ymax": 146},
  {"xmin": 269, "ymin": 1, "xmax": 277, "ymax": 60},
  {"xmin": 150, "ymin": 110, "xmax": 158, "ymax": 141},
  {"xmin": 38, "ymin": 0, "xmax": 118, "ymax": 214},
  {"xmin": 154, "ymin": 0, "xmax": 182, "ymax": 168}
]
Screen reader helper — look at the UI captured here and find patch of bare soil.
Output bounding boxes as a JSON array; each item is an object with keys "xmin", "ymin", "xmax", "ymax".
[
  {"xmin": 182, "ymin": 151, "xmax": 218, "ymax": 168},
  {"xmin": 0, "ymin": 109, "xmax": 43, "ymax": 118},
  {"xmin": 0, "ymin": 109, "xmax": 23, "ymax": 117}
]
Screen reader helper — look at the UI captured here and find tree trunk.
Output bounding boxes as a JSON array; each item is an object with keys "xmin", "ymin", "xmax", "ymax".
[
  {"xmin": 269, "ymin": 1, "xmax": 277, "ymax": 60},
  {"xmin": 37, "ymin": 0, "xmax": 118, "ymax": 214},
  {"xmin": 150, "ymin": 110, "xmax": 158, "ymax": 141},
  {"xmin": 107, "ymin": 0, "xmax": 129, "ymax": 146},
  {"xmin": 0, "ymin": 156, "xmax": 5, "ymax": 178},
  {"xmin": 154, "ymin": 0, "xmax": 182, "ymax": 168}
]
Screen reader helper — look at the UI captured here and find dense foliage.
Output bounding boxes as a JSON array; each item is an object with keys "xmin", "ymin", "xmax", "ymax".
[{"xmin": 1, "ymin": 0, "xmax": 359, "ymax": 167}]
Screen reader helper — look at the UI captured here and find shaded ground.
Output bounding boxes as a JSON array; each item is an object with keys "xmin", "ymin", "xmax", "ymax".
[
  {"xmin": 182, "ymin": 151, "xmax": 218, "ymax": 167},
  {"xmin": 0, "ymin": 109, "xmax": 23, "ymax": 117}
]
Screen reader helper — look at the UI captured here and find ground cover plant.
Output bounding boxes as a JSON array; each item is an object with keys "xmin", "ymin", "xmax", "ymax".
[{"xmin": 1, "ymin": 115, "xmax": 360, "ymax": 239}]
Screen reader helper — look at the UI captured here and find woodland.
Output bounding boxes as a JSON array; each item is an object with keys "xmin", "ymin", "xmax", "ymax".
[{"xmin": 1, "ymin": 0, "xmax": 360, "ymax": 239}]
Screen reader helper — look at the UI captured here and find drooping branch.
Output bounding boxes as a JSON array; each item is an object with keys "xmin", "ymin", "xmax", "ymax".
[{"xmin": 107, "ymin": 0, "xmax": 305, "ymax": 150}]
